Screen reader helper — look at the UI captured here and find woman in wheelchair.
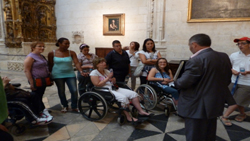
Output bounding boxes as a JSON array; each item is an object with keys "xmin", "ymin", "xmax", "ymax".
[
  {"xmin": 90, "ymin": 58, "xmax": 152, "ymax": 123},
  {"xmin": 2, "ymin": 77, "xmax": 53, "ymax": 126},
  {"xmin": 147, "ymin": 58, "xmax": 179, "ymax": 106}
]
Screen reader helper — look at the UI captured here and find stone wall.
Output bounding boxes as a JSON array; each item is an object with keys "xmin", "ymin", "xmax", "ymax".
[
  {"xmin": 55, "ymin": 0, "xmax": 250, "ymax": 61},
  {"xmin": 55, "ymin": 0, "xmax": 149, "ymax": 54}
]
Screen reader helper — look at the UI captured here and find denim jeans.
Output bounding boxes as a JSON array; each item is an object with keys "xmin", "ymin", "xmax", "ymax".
[
  {"xmin": 32, "ymin": 86, "xmax": 46, "ymax": 114},
  {"xmin": 162, "ymin": 86, "xmax": 179, "ymax": 100},
  {"xmin": 54, "ymin": 77, "xmax": 78, "ymax": 109},
  {"xmin": 77, "ymin": 71, "xmax": 90, "ymax": 95}
]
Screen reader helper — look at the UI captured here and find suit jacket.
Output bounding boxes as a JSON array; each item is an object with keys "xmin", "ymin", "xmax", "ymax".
[{"xmin": 174, "ymin": 48, "xmax": 232, "ymax": 119}]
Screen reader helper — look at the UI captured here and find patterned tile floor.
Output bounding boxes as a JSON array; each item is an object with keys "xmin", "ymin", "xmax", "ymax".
[{"xmin": 1, "ymin": 70, "xmax": 250, "ymax": 141}]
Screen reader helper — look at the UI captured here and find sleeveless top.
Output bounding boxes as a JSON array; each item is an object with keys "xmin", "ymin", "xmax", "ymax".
[
  {"xmin": 27, "ymin": 53, "xmax": 49, "ymax": 78},
  {"xmin": 52, "ymin": 50, "xmax": 75, "ymax": 79},
  {"xmin": 149, "ymin": 70, "xmax": 170, "ymax": 89}
]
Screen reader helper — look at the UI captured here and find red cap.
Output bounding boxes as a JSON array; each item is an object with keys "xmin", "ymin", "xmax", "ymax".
[{"xmin": 234, "ymin": 37, "xmax": 250, "ymax": 42}]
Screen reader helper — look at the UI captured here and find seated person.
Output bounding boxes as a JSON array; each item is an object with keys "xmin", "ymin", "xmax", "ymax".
[
  {"xmin": 90, "ymin": 58, "xmax": 152, "ymax": 124},
  {"xmin": 2, "ymin": 77, "xmax": 53, "ymax": 125},
  {"xmin": 147, "ymin": 58, "xmax": 179, "ymax": 105}
]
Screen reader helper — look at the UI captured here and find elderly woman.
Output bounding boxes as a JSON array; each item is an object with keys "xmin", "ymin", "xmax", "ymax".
[
  {"xmin": 77, "ymin": 44, "xmax": 98, "ymax": 95},
  {"xmin": 90, "ymin": 58, "xmax": 152, "ymax": 124},
  {"xmin": 136, "ymin": 38, "xmax": 161, "ymax": 84},
  {"xmin": 24, "ymin": 41, "xmax": 52, "ymax": 119}
]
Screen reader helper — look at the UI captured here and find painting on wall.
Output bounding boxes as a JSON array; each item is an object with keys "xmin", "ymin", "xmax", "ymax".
[
  {"xmin": 187, "ymin": 0, "xmax": 250, "ymax": 22},
  {"xmin": 103, "ymin": 13, "xmax": 125, "ymax": 35}
]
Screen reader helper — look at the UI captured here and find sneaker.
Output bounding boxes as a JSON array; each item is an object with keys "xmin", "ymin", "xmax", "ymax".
[
  {"xmin": 43, "ymin": 109, "xmax": 52, "ymax": 118},
  {"xmin": 32, "ymin": 117, "xmax": 53, "ymax": 126}
]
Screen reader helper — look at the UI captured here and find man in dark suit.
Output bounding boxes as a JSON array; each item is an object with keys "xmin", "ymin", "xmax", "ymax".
[{"xmin": 174, "ymin": 33, "xmax": 232, "ymax": 141}]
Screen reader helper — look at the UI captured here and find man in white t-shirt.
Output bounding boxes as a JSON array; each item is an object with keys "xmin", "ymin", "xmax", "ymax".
[{"xmin": 222, "ymin": 37, "xmax": 250, "ymax": 124}]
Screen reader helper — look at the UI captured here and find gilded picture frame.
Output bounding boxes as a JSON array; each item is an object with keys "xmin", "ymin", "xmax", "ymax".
[
  {"xmin": 187, "ymin": 0, "xmax": 250, "ymax": 23},
  {"xmin": 103, "ymin": 13, "xmax": 125, "ymax": 35}
]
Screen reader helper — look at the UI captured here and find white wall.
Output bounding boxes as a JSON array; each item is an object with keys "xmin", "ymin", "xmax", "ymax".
[
  {"xmin": 165, "ymin": 0, "xmax": 250, "ymax": 60},
  {"xmin": 55, "ymin": 0, "xmax": 250, "ymax": 60},
  {"xmin": 55, "ymin": 0, "xmax": 149, "ymax": 54}
]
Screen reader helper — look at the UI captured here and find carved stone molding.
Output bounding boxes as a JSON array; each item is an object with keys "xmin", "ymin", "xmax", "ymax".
[
  {"xmin": 3, "ymin": 0, "xmax": 57, "ymax": 48},
  {"xmin": 72, "ymin": 31, "xmax": 84, "ymax": 44},
  {"xmin": 7, "ymin": 62, "xmax": 24, "ymax": 71}
]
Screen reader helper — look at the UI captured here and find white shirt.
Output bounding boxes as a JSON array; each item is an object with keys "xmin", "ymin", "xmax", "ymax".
[
  {"xmin": 126, "ymin": 50, "xmax": 139, "ymax": 67},
  {"xmin": 89, "ymin": 69, "xmax": 113, "ymax": 89},
  {"xmin": 136, "ymin": 50, "xmax": 159, "ymax": 76},
  {"xmin": 230, "ymin": 51, "xmax": 250, "ymax": 86}
]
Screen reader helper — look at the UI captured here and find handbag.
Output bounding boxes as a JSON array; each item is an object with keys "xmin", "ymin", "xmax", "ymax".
[
  {"xmin": 33, "ymin": 76, "xmax": 53, "ymax": 88},
  {"xmin": 133, "ymin": 61, "xmax": 145, "ymax": 77}
]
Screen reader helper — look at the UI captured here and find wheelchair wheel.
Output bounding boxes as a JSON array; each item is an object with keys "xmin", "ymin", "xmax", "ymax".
[
  {"xmin": 9, "ymin": 125, "xmax": 25, "ymax": 136},
  {"xmin": 135, "ymin": 84, "xmax": 157, "ymax": 110},
  {"xmin": 78, "ymin": 92, "xmax": 108, "ymax": 121}
]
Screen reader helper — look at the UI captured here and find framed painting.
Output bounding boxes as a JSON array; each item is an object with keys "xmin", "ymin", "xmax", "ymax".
[
  {"xmin": 187, "ymin": 0, "xmax": 250, "ymax": 22},
  {"xmin": 103, "ymin": 13, "xmax": 125, "ymax": 35}
]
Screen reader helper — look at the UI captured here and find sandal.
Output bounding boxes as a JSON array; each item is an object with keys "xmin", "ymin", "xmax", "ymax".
[
  {"xmin": 61, "ymin": 107, "xmax": 68, "ymax": 113},
  {"xmin": 220, "ymin": 116, "xmax": 232, "ymax": 126},
  {"xmin": 235, "ymin": 114, "xmax": 246, "ymax": 122}
]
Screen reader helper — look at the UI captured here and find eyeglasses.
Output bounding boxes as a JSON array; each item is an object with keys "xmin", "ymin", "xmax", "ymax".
[{"xmin": 236, "ymin": 43, "xmax": 249, "ymax": 46}]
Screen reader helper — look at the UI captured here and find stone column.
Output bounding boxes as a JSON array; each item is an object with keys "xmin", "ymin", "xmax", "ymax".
[{"xmin": 147, "ymin": 0, "xmax": 167, "ymax": 57}]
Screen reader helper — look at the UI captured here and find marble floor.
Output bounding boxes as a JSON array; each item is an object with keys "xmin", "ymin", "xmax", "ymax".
[{"xmin": 1, "ymin": 70, "xmax": 250, "ymax": 141}]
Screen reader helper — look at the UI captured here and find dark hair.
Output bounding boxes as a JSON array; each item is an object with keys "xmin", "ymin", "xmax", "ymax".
[
  {"xmin": 56, "ymin": 37, "xmax": 69, "ymax": 47},
  {"xmin": 189, "ymin": 33, "xmax": 211, "ymax": 47},
  {"xmin": 30, "ymin": 41, "xmax": 44, "ymax": 52},
  {"xmin": 92, "ymin": 57, "xmax": 106, "ymax": 69},
  {"xmin": 79, "ymin": 44, "xmax": 89, "ymax": 51},
  {"xmin": 112, "ymin": 40, "xmax": 121, "ymax": 46},
  {"xmin": 142, "ymin": 38, "xmax": 156, "ymax": 52},
  {"xmin": 247, "ymin": 40, "xmax": 250, "ymax": 44},
  {"xmin": 131, "ymin": 41, "xmax": 140, "ymax": 51},
  {"xmin": 155, "ymin": 58, "xmax": 170, "ymax": 75}
]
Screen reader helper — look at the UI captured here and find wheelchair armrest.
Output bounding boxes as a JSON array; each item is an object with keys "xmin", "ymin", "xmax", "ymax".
[
  {"xmin": 10, "ymin": 83, "xmax": 21, "ymax": 87},
  {"xmin": 115, "ymin": 81, "xmax": 126, "ymax": 86}
]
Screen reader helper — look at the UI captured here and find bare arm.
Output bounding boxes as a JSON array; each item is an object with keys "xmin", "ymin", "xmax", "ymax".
[
  {"xmin": 139, "ymin": 54, "xmax": 156, "ymax": 65},
  {"xmin": 147, "ymin": 68, "xmax": 163, "ymax": 81},
  {"xmin": 71, "ymin": 51, "xmax": 84, "ymax": 75},
  {"xmin": 90, "ymin": 72, "xmax": 113, "ymax": 87},
  {"xmin": 24, "ymin": 56, "xmax": 36, "ymax": 90}
]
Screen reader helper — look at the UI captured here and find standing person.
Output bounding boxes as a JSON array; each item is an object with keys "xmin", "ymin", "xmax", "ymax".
[
  {"xmin": 147, "ymin": 58, "xmax": 179, "ymax": 105},
  {"xmin": 137, "ymin": 38, "xmax": 161, "ymax": 84},
  {"xmin": 221, "ymin": 37, "xmax": 250, "ymax": 125},
  {"xmin": 77, "ymin": 43, "xmax": 98, "ymax": 95},
  {"xmin": 105, "ymin": 40, "xmax": 130, "ymax": 82},
  {"xmin": 0, "ymin": 77, "xmax": 13, "ymax": 141},
  {"xmin": 125, "ymin": 41, "xmax": 140, "ymax": 90},
  {"xmin": 174, "ymin": 34, "xmax": 232, "ymax": 141},
  {"xmin": 24, "ymin": 41, "xmax": 53, "ymax": 119},
  {"xmin": 48, "ymin": 37, "xmax": 84, "ymax": 113}
]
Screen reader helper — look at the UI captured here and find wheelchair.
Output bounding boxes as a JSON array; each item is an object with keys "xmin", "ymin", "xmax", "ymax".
[
  {"xmin": 77, "ymin": 81, "xmax": 139, "ymax": 125},
  {"xmin": 4, "ymin": 83, "xmax": 47, "ymax": 135},
  {"xmin": 135, "ymin": 81, "xmax": 177, "ymax": 117}
]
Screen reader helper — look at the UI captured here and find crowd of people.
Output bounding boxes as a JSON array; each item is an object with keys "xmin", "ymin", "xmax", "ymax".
[{"xmin": 1, "ymin": 34, "xmax": 250, "ymax": 141}]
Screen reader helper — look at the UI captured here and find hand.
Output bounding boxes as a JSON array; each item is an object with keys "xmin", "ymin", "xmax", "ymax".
[
  {"xmin": 111, "ymin": 77, "xmax": 116, "ymax": 84},
  {"xmin": 240, "ymin": 71, "xmax": 248, "ymax": 75},
  {"xmin": 2, "ymin": 77, "xmax": 10, "ymax": 86},
  {"xmin": 107, "ymin": 72, "xmax": 113, "ymax": 79},
  {"xmin": 232, "ymin": 69, "xmax": 240, "ymax": 75},
  {"xmin": 0, "ymin": 124, "xmax": 8, "ymax": 132},
  {"xmin": 30, "ymin": 84, "xmax": 36, "ymax": 91}
]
